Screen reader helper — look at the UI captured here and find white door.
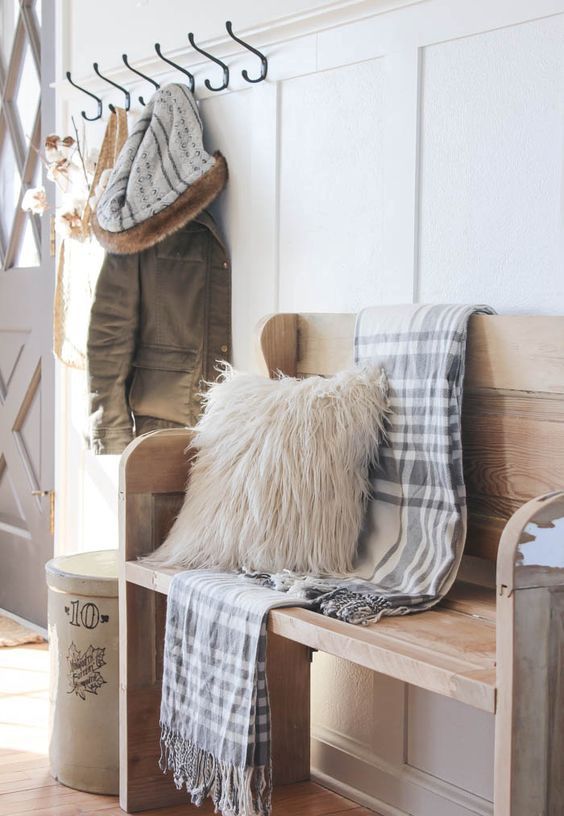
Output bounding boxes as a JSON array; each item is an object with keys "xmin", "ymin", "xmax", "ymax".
[{"xmin": 0, "ymin": 0, "xmax": 55, "ymax": 626}]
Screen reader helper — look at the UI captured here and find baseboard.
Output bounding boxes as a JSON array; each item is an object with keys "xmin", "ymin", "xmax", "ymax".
[
  {"xmin": 311, "ymin": 728, "xmax": 493, "ymax": 816},
  {"xmin": 0, "ymin": 607, "xmax": 48, "ymax": 640},
  {"xmin": 312, "ymin": 767, "xmax": 407, "ymax": 816}
]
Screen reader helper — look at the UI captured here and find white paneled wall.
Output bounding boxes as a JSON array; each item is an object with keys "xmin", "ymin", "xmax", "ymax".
[
  {"xmin": 406, "ymin": 687, "xmax": 495, "ymax": 800},
  {"xmin": 55, "ymin": 1, "xmax": 564, "ymax": 814},
  {"xmin": 418, "ymin": 15, "xmax": 564, "ymax": 310},
  {"xmin": 279, "ymin": 60, "xmax": 385, "ymax": 313}
]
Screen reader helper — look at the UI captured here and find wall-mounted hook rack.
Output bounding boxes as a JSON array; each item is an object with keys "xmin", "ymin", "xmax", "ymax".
[
  {"xmin": 122, "ymin": 54, "xmax": 159, "ymax": 106},
  {"xmin": 68, "ymin": 25, "xmax": 272, "ymax": 120},
  {"xmin": 225, "ymin": 21, "xmax": 268, "ymax": 83},
  {"xmin": 187, "ymin": 32, "xmax": 229, "ymax": 92},
  {"xmin": 65, "ymin": 71, "xmax": 103, "ymax": 121},
  {"xmin": 154, "ymin": 43, "xmax": 195, "ymax": 94},
  {"xmin": 93, "ymin": 62, "xmax": 131, "ymax": 112}
]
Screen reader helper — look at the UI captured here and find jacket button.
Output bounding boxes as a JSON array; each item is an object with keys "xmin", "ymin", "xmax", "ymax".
[
  {"xmin": 223, "ymin": 260, "xmax": 229, "ymax": 269},
  {"xmin": 221, "ymin": 345, "xmax": 229, "ymax": 353}
]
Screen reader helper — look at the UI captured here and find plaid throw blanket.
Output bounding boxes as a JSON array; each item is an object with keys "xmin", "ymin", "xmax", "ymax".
[
  {"xmin": 261, "ymin": 303, "xmax": 495, "ymax": 623},
  {"xmin": 160, "ymin": 570, "xmax": 306, "ymax": 816}
]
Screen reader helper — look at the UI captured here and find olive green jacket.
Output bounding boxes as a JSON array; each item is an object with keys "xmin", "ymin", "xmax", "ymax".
[{"xmin": 87, "ymin": 211, "xmax": 231, "ymax": 454}]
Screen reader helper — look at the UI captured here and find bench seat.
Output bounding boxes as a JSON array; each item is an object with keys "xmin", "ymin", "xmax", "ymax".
[{"xmin": 125, "ymin": 560, "xmax": 496, "ymax": 712}]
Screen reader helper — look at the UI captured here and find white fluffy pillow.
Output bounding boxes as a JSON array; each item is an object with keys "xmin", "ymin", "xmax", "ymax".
[{"xmin": 148, "ymin": 365, "xmax": 389, "ymax": 576}]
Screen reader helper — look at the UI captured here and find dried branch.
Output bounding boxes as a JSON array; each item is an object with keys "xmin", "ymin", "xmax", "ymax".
[{"xmin": 71, "ymin": 116, "xmax": 90, "ymax": 188}]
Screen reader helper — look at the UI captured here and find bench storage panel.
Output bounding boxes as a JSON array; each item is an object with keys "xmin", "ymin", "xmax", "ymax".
[{"xmin": 120, "ymin": 313, "xmax": 564, "ymax": 815}]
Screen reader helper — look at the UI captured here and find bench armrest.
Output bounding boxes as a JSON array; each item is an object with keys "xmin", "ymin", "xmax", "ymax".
[
  {"xmin": 497, "ymin": 489, "xmax": 564, "ymax": 594},
  {"xmin": 119, "ymin": 428, "xmax": 195, "ymax": 561}
]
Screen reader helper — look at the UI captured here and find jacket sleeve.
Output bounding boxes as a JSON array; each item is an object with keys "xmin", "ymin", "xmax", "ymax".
[{"xmin": 87, "ymin": 251, "xmax": 140, "ymax": 455}]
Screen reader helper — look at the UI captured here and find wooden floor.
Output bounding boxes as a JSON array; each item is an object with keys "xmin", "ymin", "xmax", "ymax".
[{"xmin": 0, "ymin": 642, "xmax": 379, "ymax": 816}]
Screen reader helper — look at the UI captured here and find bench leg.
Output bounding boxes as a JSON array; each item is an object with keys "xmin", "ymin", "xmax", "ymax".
[
  {"xmin": 494, "ymin": 585, "xmax": 564, "ymax": 815},
  {"xmin": 267, "ymin": 631, "xmax": 311, "ymax": 785},
  {"xmin": 119, "ymin": 582, "xmax": 189, "ymax": 813},
  {"xmin": 120, "ymin": 585, "xmax": 311, "ymax": 812}
]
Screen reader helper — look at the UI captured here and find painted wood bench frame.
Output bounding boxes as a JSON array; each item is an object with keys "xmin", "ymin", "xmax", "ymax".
[{"xmin": 119, "ymin": 313, "xmax": 564, "ymax": 816}]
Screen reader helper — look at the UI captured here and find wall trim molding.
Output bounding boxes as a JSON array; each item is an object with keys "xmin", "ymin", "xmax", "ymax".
[
  {"xmin": 312, "ymin": 768, "xmax": 408, "ymax": 816},
  {"xmin": 312, "ymin": 725, "xmax": 493, "ymax": 816},
  {"xmin": 313, "ymin": 723, "xmax": 400, "ymax": 781},
  {"xmin": 53, "ymin": 0, "xmax": 423, "ymax": 91}
]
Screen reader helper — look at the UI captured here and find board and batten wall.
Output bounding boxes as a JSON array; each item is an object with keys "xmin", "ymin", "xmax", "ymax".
[{"xmin": 55, "ymin": 1, "xmax": 564, "ymax": 814}]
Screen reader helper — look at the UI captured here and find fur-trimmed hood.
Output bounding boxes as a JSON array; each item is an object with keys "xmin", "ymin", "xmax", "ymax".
[{"xmin": 92, "ymin": 83, "xmax": 227, "ymax": 255}]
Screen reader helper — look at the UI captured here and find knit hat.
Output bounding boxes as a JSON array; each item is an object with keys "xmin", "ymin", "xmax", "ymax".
[{"xmin": 93, "ymin": 83, "xmax": 227, "ymax": 254}]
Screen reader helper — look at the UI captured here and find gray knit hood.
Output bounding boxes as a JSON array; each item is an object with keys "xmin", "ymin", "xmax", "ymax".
[{"xmin": 93, "ymin": 82, "xmax": 227, "ymax": 254}]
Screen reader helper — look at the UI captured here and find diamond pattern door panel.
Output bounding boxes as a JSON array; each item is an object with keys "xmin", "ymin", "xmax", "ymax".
[
  {"xmin": 0, "ymin": 454, "xmax": 30, "ymax": 539},
  {"xmin": 0, "ymin": 328, "xmax": 29, "ymax": 400},
  {"xmin": 0, "ymin": 0, "xmax": 54, "ymax": 627}
]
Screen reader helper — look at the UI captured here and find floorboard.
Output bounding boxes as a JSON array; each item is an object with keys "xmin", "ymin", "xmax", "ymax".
[{"xmin": 0, "ymin": 643, "xmax": 380, "ymax": 815}]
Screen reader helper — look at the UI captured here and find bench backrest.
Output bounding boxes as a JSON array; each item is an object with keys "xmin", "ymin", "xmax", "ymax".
[{"xmin": 258, "ymin": 313, "xmax": 564, "ymax": 563}]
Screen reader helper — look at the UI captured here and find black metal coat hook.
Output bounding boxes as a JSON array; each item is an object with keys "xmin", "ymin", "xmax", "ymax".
[
  {"xmin": 122, "ymin": 54, "xmax": 159, "ymax": 106},
  {"xmin": 93, "ymin": 62, "xmax": 131, "ymax": 112},
  {"xmin": 66, "ymin": 71, "xmax": 103, "ymax": 121},
  {"xmin": 188, "ymin": 32, "xmax": 229, "ymax": 92},
  {"xmin": 225, "ymin": 21, "xmax": 267, "ymax": 83},
  {"xmin": 154, "ymin": 43, "xmax": 195, "ymax": 93}
]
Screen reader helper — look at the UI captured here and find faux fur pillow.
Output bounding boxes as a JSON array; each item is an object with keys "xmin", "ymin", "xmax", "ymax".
[{"xmin": 148, "ymin": 365, "xmax": 389, "ymax": 575}]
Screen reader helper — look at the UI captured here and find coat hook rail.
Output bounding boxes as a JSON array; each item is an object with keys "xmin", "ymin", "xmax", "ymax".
[
  {"xmin": 187, "ymin": 32, "xmax": 229, "ymax": 92},
  {"xmin": 93, "ymin": 62, "xmax": 131, "ymax": 112},
  {"xmin": 225, "ymin": 21, "xmax": 268, "ymax": 83},
  {"xmin": 154, "ymin": 43, "xmax": 195, "ymax": 94},
  {"xmin": 69, "ymin": 22, "xmax": 270, "ymax": 118},
  {"xmin": 122, "ymin": 54, "xmax": 159, "ymax": 106},
  {"xmin": 65, "ymin": 71, "xmax": 103, "ymax": 121}
]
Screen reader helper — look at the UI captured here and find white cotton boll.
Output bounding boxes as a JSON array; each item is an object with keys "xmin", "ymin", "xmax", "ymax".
[
  {"xmin": 58, "ymin": 136, "xmax": 76, "ymax": 159},
  {"xmin": 45, "ymin": 146, "xmax": 63, "ymax": 163},
  {"xmin": 55, "ymin": 208, "xmax": 85, "ymax": 241},
  {"xmin": 44, "ymin": 134, "xmax": 75, "ymax": 162},
  {"xmin": 44, "ymin": 141, "xmax": 63, "ymax": 163},
  {"xmin": 47, "ymin": 160, "xmax": 71, "ymax": 193},
  {"xmin": 21, "ymin": 186, "xmax": 47, "ymax": 214},
  {"xmin": 47, "ymin": 156, "xmax": 87, "ymax": 197}
]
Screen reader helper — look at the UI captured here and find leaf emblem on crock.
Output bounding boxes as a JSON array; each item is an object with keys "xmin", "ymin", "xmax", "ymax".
[{"xmin": 66, "ymin": 642, "xmax": 108, "ymax": 699}]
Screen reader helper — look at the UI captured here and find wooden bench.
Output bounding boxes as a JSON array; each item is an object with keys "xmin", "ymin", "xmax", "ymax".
[{"xmin": 119, "ymin": 312, "xmax": 564, "ymax": 816}]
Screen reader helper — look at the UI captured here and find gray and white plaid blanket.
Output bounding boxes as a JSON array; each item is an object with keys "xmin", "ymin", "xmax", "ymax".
[
  {"xmin": 351, "ymin": 303, "xmax": 496, "ymax": 605},
  {"xmin": 160, "ymin": 570, "xmax": 306, "ymax": 816}
]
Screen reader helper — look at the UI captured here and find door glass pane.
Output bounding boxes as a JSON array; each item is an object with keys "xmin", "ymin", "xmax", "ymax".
[
  {"xmin": 0, "ymin": 0, "xmax": 42, "ymax": 269},
  {"xmin": 0, "ymin": 131, "xmax": 21, "ymax": 241},
  {"xmin": 14, "ymin": 214, "xmax": 40, "ymax": 267},
  {"xmin": 31, "ymin": 148, "xmax": 42, "ymax": 187},
  {"xmin": 15, "ymin": 39, "xmax": 40, "ymax": 142},
  {"xmin": 0, "ymin": 0, "xmax": 19, "ymax": 65},
  {"xmin": 15, "ymin": 153, "xmax": 42, "ymax": 267},
  {"xmin": 34, "ymin": 0, "xmax": 41, "ymax": 25}
]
